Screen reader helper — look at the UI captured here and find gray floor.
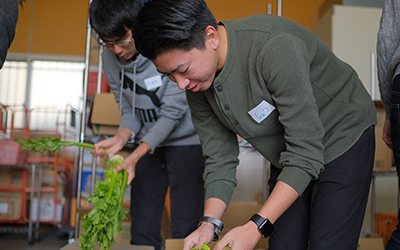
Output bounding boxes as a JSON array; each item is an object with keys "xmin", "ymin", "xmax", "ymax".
[{"xmin": 0, "ymin": 224, "xmax": 71, "ymax": 250}]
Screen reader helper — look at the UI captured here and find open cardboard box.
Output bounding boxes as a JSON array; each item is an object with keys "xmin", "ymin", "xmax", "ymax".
[
  {"xmin": 166, "ymin": 239, "xmax": 231, "ymax": 250},
  {"xmin": 374, "ymin": 101, "xmax": 393, "ymax": 171},
  {"xmin": 357, "ymin": 237, "xmax": 385, "ymax": 250},
  {"xmin": 165, "ymin": 201, "xmax": 268, "ymax": 250},
  {"xmin": 166, "ymin": 237, "xmax": 384, "ymax": 250},
  {"xmin": 88, "ymin": 92, "xmax": 121, "ymax": 135},
  {"xmin": 59, "ymin": 239, "xmax": 154, "ymax": 250}
]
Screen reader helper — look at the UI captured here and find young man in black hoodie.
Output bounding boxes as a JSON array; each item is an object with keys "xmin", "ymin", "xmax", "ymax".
[{"xmin": 0, "ymin": 0, "xmax": 25, "ymax": 69}]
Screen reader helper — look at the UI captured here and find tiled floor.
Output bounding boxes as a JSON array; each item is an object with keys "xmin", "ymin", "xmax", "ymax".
[{"xmin": 0, "ymin": 224, "xmax": 72, "ymax": 250}]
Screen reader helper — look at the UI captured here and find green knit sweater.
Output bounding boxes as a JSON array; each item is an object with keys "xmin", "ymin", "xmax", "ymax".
[{"xmin": 186, "ymin": 14, "xmax": 377, "ymax": 206}]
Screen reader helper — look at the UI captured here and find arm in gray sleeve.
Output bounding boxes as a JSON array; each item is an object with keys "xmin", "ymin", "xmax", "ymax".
[{"xmin": 140, "ymin": 78, "xmax": 190, "ymax": 152}]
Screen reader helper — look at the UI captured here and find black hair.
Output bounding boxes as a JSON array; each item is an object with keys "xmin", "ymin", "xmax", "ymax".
[
  {"xmin": 133, "ymin": 0, "xmax": 217, "ymax": 60},
  {"xmin": 89, "ymin": 0, "xmax": 142, "ymax": 39}
]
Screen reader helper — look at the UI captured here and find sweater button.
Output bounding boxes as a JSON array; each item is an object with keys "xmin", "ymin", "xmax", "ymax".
[
  {"xmin": 217, "ymin": 86, "xmax": 223, "ymax": 92},
  {"xmin": 224, "ymin": 105, "xmax": 230, "ymax": 111},
  {"xmin": 234, "ymin": 120, "xmax": 239, "ymax": 126}
]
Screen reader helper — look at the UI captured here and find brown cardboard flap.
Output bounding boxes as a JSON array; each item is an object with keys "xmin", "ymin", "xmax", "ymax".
[
  {"xmin": 165, "ymin": 239, "xmax": 231, "ymax": 250},
  {"xmin": 90, "ymin": 93, "xmax": 121, "ymax": 126},
  {"xmin": 357, "ymin": 237, "xmax": 385, "ymax": 250},
  {"xmin": 59, "ymin": 239, "xmax": 154, "ymax": 249},
  {"xmin": 374, "ymin": 101, "xmax": 393, "ymax": 171}
]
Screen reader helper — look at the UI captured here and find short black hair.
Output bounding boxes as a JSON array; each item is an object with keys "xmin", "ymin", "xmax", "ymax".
[
  {"xmin": 89, "ymin": 0, "xmax": 142, "ymax": 39},
  {"xmin": 133, "ymin": 0, "xmax": 217, "ymax": 60}
]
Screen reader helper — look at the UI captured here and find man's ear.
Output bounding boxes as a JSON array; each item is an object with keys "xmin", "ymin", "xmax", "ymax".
[{"xmin": 205, "ymin": 25, "xmax": 219, "ymax": 49}]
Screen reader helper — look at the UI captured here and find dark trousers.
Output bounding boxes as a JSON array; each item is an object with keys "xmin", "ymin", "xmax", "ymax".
[
  {"xmin": 268, "ymin": 126, "xmax": 375, "ymax": 250},
  {"xmin": 129, "ymin": 145, "xmax": 205, "ymax": 250},
  {"xmin": 386, "ymin": 74, "xmax": 400, "ymax": 250}
]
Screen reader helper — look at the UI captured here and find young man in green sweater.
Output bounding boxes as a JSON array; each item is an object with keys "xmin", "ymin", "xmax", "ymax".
[{"xmin": 120, "ymin": 0, "xmax": 377, "ymax": 249}]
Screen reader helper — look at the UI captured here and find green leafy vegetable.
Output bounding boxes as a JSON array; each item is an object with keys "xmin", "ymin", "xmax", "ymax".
[
  {"xmin": 14, "ymin": 137, "xmax": 129, "ymax": 250},
  {"xmin": 79, "ymin": 154, "xmax": 129, "ymax": 250},
  {"xmin": 15, "ymin": 137, "xmax": 96, "ymax": 152},
  {"xmin": 190, "ymin": 243, "xmax": 210, "ymax": 250}
]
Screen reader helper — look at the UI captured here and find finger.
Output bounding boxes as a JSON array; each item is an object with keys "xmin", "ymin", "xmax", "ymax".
[
  {"xmin": 92, "ymin": 144, "xmax": 105, "ymax": 156},
  {"xmin": 127, "ymin": 173, "xmax": 134, "ymax": 185},
  {"xmin": 213, "ymin": 241, "xmax": 228, "ymax": 250},
  {"xmin": 195, "ymin": 236, "xmax": 211, "ymax": 249},
  {"xmin": 183, "ymin": 239, "xmax": 197, "ymax": 250},
  {"xmin": 113, "ymin": 164, "xmax": 135, "ymax": 185},
  {"xmin": 113, "ymin": 164, "xmax": 124, "ymax": 172}
]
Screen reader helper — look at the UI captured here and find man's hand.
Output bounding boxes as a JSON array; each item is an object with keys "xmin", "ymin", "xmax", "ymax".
[
  {"xmin": 113, "ymin": 142, "xmax": 151, "ymax": 185},
  {"xmin": 213, "ymin": 221, "xmax": 261, "ymax": 250},
  {"xmin": 382, "ymin": 118, "xmax": 393, "ymax": 149},
  {"xmin": 92, "ymin": 136, "xmax": 125, "ymax": 157},
  {"xmin": 91, "ymin": 128, "xmax": 132, "ymax": 157},
  {"xmin": 183, "ymin": 222, "xmax": 215, "ymax": 250}
]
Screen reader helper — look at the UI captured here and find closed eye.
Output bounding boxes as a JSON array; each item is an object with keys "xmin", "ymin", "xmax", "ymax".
[{"xmin": 181, "ymin": 66, "xmax": 189, "ymax": 75}]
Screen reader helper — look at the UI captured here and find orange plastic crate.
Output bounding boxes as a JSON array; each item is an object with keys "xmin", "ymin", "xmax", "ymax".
[
  {"xmin": 375, "ymin": 213, "xmax": 399, "ymax": 246},
  {"xmin": 0, "ymin": 140, "xmax": 28, "ymax": 166}
]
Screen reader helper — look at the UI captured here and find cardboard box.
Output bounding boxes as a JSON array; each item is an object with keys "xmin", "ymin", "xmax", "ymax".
[
  {"xmin": 29, "ymin": 194, "xmax": 62, "ymax": 222},
  {"xmin": 26, "ymin": 167, "xmax": 64, "ymax": 199},
  {"xmin": 165, "ymin": 202, "xmax": 268, "ymax": 250},
  {"xmin": 357, "ymin": 237, "xmax": 385, "ymax": 250},
  {"xmin": 165, "ymin": 239, "xmax": 231, "ymax": 250},
  {"xmin": 0, "ymin": 169, "xmax": 23, "ymax": 187},
  {"xmin": 0, "ymin": 191, "xmax": 22, "ymax": 220},
  {"xmin": 88, "ymin": 92, "xmax": 121, "ymax": 135},
  {"xmin": 166, "ymin": 235, "xmax": 384, "ymax": 250},
  {"xmin": 374, "ymin": 101, "xmax": 393, "ymax": 171},
  {"xmin": 59, "ymin": 239, "xmax": 154, "ymax": 250}
]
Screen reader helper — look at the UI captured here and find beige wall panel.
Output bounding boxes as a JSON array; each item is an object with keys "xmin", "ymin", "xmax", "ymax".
[
  {"xmin": 9, "ymin": 0, "xmax": 89, "ymax": 56},
  {"xmin": 206, "ymin": 0, "xmax": 317, "ymax": 31},
  {"xmin": 9, "ymin": 1, "xmax": 33, "ymax": 53},
  {"xmin": 9, "ymin": 0, "xmax": 330, "ymax": 57},
  {"xmin": 206, "ymin": 0, "xmax": 256, "ymax": 22},
  {"xmin": 30, "ymin": 0, "xmax": 89, "ymax": 55}
]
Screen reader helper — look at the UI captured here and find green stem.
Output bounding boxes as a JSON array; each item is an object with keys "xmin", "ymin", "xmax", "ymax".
[
  {"xmin": 119, "ymin": 171, "xmax": 128, "ymax": 206},
  {"xmin": 106, "ymin": 173, "xmax": 118, "ymax": 199},
  {"xmin": 71, "ymin": 142, "xmax": 95, "ymax": 150},
  {"xmin": 61, "ymin": 141, "xmax": 109, "ymax": 156}
]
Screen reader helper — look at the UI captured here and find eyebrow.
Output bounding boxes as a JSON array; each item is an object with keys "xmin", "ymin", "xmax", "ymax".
[
  {"xmin": 102, "ymin": 33, "xmax": 131, "ymax": 43},
  {"xmin": 157, "ymin": 63, "xmax": 186, "ymax": 75}
]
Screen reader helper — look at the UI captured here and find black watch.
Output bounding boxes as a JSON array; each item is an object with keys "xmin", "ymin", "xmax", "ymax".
[{"xmin": 250, "ymin": 214, "xmax": 274, "ymax": 238}]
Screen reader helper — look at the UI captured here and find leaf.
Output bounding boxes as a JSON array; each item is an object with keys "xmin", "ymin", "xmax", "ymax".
[
  {"xmin": 190, "ymin": 242, "xmax": 211, "ymax": 250},
  {"xmin": 15, "ymin": 136, "xmax": 129, "ymax": 250}
]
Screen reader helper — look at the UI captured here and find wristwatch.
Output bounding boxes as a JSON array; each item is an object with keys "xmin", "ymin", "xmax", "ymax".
[
  {"xmin": 198, "ymin": 216, "xmax": 224, "ymax": 241},
  {"xmin": 250, "ymin": 214, "xmax": 274, "ymax": 238}
]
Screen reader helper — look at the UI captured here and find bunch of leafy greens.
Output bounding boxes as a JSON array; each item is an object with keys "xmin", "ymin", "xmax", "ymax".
[
  {"xmin": 190, "ymin": 243, "xmax": 210, "ymax": 250},
  {"xmin": 79, "ymin": 154, "xmax": 128, "ymax": 250},
  {"xmin": 14, "ymin": 137, "xmax": 129, "ymax": 250}
]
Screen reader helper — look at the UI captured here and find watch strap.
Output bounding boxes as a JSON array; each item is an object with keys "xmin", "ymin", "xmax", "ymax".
[
  {"xmin": 250, "ymin": 214, "xmax": 274, "ymax": 238},
  {"xmin": 198, "ymin": 216, "xmax": 224, "ymax": 241}
]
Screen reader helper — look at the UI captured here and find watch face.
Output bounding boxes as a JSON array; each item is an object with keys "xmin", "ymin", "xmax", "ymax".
[
  {"xmin": 250, "ymin": 214, "xmax": 274, "ymax": 238},
  {"xmin": 259, "ymin": 221, "xmax": 273, "ymax": 237}
]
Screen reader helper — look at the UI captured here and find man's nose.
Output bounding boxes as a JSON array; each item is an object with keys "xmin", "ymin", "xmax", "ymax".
[
  {"xmin": 174, "ymin": 74, "xmax": 190, "ymax": 90},
  {"xmin": 112, "ymin": 44, "xmax": 123, "ymax": 54}
]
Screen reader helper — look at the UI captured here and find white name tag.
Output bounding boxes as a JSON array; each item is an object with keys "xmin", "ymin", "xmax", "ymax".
[
  {"xmin": 248, "ymin": 100, "xmax": 276, "ymax": 124},
  {"xmin": 144, "ymin": 75, "xmax": 163, "ymax": 90}
]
